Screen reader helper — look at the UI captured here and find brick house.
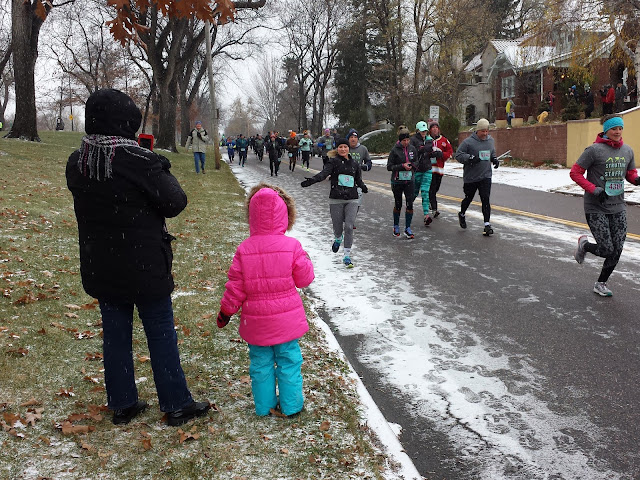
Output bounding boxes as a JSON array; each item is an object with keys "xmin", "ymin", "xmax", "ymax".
[{"xmin": 459, "ymin": 31, "xmax": 630, "ymax": 126}]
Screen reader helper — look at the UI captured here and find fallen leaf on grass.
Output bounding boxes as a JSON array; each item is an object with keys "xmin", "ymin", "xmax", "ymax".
[
  {"xmin": 64, "ymin": 312, "xmax": 79, "ymax": 319},
  {"xmin": 319, "ymin": 420, "xmax": 330, "ymax": 431},
  {"xmin": 141, "ymin": 431, "xmax": 152, "ymax": 450},
  {"xmin": 3, "ymin": 412, "xmax": 23, "ymax": 428},
  {"xmin": 59, "ymin": 421, "xmax": 95, "ymax": 435},
  {"xmin": 56, "ymin": 388, "xmax": 75, "ymax": 398},
  {"xmin": 81, "ymin": 442, "xmax": 94, "ymax": 451},
  {"xmin": 239, "ymin": 376, "xmax": 250, "ymax": 384},
  {"xmin": 84, "ymin": 352, "xmax": 103, "ymax": 361},
  {"xmin": 83, "ymin": 375, "xmax": 101, "ymax": 384},
  {"xmin": 7, "ymin": 347, "xmax": 29, "ymax": 356},
  {"xmin": 136, "ymin": 354, "xmax": 151, "ymax": 363},
  {"xmin": 25, "ymin": 408, "xmax": 44, "ymax": 426},
  {"xmin": 177, "ymin": 426, "xmax": 200, "ymax": 444},
  {"xmin": 65, "ymin": 304, "xmax": 82, "ymax": 310},
  {"xmin": 269, "ymin": 408, "xmax": 287, "ymax": 418},
  {"xmin": 20, "ymin": 398, "xmax": 41, "ymax": 407},
  {"xmin": 281, "ymin": 448, "xmax": 289, "ymax": 454}
]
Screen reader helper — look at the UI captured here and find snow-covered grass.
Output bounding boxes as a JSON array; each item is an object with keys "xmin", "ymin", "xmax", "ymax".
[{"xmin": 0, "ymin": 133, "xmax": 402, "ymax": 480}]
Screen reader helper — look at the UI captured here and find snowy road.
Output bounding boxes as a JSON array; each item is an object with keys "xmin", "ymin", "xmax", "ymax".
[{"xmin": 230, "ymin": 153, "xmax": 640, "ymax": 479}]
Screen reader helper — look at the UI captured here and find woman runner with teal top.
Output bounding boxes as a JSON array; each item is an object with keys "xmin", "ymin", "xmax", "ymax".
[{"xmin": 301, "ymin": 137, "xmax": 368, "ymax": 268}]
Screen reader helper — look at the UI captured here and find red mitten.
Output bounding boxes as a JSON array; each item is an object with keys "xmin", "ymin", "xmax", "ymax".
[{"xmin": 217, "ymin": 311, "xmax": 231, "ymax": 328}]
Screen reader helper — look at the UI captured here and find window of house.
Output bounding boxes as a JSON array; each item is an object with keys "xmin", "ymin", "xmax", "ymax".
[{"xmin": 501, "ymin": 76, "xmax": 515, "ymax": 99}]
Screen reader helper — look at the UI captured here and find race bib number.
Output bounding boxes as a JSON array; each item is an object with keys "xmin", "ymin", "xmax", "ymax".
[
  {"xmin": 288, "ymin": 152, "xmax": 293, "ymax": 158},
  {"xmin": 479, "ymin": 150, "xmax": 491, "ymax": 161},
  {"xmin": 398, "ymin": 171, "xmax": 413, "ymax": 181},
  {"xmin": 338, "ymin": 174, "xmax": 355, "ymax": 187},
  {"xmin": 240, "ymin": 148, "xmax": 246, "ymax": 151},
  {"xmin": 605, "ymin": 180, "xmax": 624, "ymax": 196}
]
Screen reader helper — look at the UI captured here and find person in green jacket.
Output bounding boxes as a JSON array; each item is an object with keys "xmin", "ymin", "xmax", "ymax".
[{"xmin": 299, "ymin": 131, "xmax": 313, "ymax": 170}]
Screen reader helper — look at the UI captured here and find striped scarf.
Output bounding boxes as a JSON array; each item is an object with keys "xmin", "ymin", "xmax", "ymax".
[{"xmin": 77, "ymin": 134, "xmax": 139, "ymax": 180}]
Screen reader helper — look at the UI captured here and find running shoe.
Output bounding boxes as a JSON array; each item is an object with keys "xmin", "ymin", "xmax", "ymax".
[
  {"xmin": 593, "ymin": 282, "xmax": 613, "ymax": 297},
  {"xmin": 331, "ymin": 237, "xmax": 342, "ymax": 253},
  {"xmin": 458, "ymin": 212, "xmax": 467, "ymax": 229},
  {"xmin": 424, "ymin": 215, "xmax": 432, "ymax": 226},
  {"xmin": 574, "ymin": 235, "xmax": 588, "ymax": 264},
  {"xmin": 393, "ymin": 225, "xmax": 400, "ymax": 237},
  {"xmin": 343, "ymin": 256, "xmax": 354, "ymax": 268},
  {"xmin": 433, "ymin": 210, "xmax": 440, "ymax": 218},
  {"xmin": 483, "ymin": 224, "xmax": 494, "ymax": 236},
  {"xmin": 404, "ymin": 227, "xmax": 415, "ymax": 239}
]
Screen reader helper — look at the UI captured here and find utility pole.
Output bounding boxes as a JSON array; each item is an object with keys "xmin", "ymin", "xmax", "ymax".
[{"xmin": 205, "ymin": 21, "xmax": 222, "ymax": 170}]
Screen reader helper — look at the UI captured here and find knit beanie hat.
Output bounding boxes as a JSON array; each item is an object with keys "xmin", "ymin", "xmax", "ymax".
[
  {"xmin": 335, "ymin": 137, "xmax": 349, "ymax": 148},
  {"xmin": 397, "ymin": 125, "xmax": 410, "ymax": 141},
  {"xmin": 85, "ymin": 88, "xmax": 142, "ymax": 140},
  {"xmin": 475, "ymin": 118, "xmax": 490, "ymax": 131},
  {"xmin": 347, "ymin": 128, "xmax": 358, "ymax": 138},
  {"xmin": 428, "ymin": 119, "xmax": 440, "ymax": 131},
  {"xmin": 290, "ymin": 131, "xmax": 297, "ymax": 138}
]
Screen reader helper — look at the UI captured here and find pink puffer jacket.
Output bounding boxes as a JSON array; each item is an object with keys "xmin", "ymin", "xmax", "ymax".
[{"xmin": 220, "ymin": 188, "xmax": 315, "ymax": 346}]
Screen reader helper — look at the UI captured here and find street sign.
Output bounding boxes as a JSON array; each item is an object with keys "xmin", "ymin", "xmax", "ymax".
[{"xmin": 429, "ymin": 106, "xmax": 439, "ymax": 121}]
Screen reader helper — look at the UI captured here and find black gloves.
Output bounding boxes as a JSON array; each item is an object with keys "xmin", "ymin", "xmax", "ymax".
[
  {"xmin": 361, "ymin": 185, "xmax": 368, "ymax": 194},
  {"xmin": 301, "ymin": 178, "xmax": 314, "ymax": 188},
  {"xmin": 491, "ymin": 157, "xmax": 499, "ymax": 169},
  {"xmin": 592, "ymin": 187, "xmax": 609, "ymax": 203},
  {"xmin": 217, "ymin": 311, "xmax": 231, "ymax": 328},
  {"xmin": 467, "ymin": 155, "xmax": 479, "ymax": 165}
]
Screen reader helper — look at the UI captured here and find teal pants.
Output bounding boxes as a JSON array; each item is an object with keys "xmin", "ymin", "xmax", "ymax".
[
  {"xmin": 248, "ymin": 339, "xmax": 303, "ymax": 416},
  {"xmin": 414, "ymin": 171, "xmax": 432, "ymax": 213}
]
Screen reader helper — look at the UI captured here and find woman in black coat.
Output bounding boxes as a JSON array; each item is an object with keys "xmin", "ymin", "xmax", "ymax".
[{"xmin": 66, "ymin": 89, "xmax": 209, "ymax": 426}]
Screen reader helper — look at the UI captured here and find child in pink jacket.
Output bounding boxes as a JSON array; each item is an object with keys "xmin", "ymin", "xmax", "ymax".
[{"xmin": 217, "ymin": 183, "xmax": 315, "ymax": 416}]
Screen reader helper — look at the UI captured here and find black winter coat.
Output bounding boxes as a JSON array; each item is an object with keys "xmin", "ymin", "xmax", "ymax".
[
  {"xmin": 66, "ymin": 145, "xmax": 187, "ymax": 302},
  {"xmin": 387, "ymin": 142, "xmax": 418, "ymax": 184},
  {"xmin": 409, "ymin": 133, "xmax": 434, "ymax": 172},
  {"xmin": 305, "ymin": 153, "xmax": 366, "ymax": 200}
]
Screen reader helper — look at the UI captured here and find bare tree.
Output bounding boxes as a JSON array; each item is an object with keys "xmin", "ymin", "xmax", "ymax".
[
  {"xmin": 1, "ymin": 3, "xmax": 12, "ymax": 129},
  {"xmin": 252, "ymin": 56, "xmax": 283, "ymax": 132}
]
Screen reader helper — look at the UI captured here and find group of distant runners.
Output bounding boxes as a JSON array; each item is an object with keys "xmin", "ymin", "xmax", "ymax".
[{"xmin": 188, "ymin": 114, "xmax": 638, "ymax": 296}]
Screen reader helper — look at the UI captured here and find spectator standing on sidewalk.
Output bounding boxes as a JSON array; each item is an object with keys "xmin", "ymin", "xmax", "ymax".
[
  {"xmin": 454, "ymin": 118, "xmax": 500, "ymax": 236},
  {"xmin": 66, "ymin": 88, "xmax": 210, "ymax": 427},
  {"xmin": 505, "ymin": 98, "xmax": 515, "ymax": 128},
  {"xmin": 427, "ymin": 119, "xmax": 454, "ymax": 219},
  {"xmin": 185, "ymin": 120, "xmax": 209, "ymax": 173},
  {"xmin": 570, "ymin": 114, "xmax": 639, "ymax": 297}
]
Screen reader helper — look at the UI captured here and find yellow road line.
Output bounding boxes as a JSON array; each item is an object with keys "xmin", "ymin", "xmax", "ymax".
[{"xmin": 363, "ymin": 178, "xmax": 640, "ymax": 241}]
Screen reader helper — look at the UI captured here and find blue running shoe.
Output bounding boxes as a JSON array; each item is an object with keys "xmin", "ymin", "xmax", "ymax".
[
  {"xmin": 404, "ymin": 227, "xmax": 414, "ymax": 239},
  {"xmin": 343, "ymin": 256, "xmax": 354, "ymax": 268},
  {"xmin": 393, "ymin": 225, "xmax": 400, "ymax": 237}
]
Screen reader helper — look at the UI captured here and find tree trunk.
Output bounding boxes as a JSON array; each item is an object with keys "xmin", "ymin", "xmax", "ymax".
[
  {"xmin": 179, "ymin": 90, "xmax": 191, "ymax": 147},
  {"xmin": 155, "ymin": 79, "xmax": 178, "ymax": 151},
  {"xmin": 8, "ymin": 0, "xmax": 43, "ymax": 141}
]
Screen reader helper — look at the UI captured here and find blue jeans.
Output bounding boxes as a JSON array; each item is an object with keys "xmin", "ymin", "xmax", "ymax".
[
  {"xmin": 193, "ymin": 152, "xmax": 205, "ymax": 172},
  {"xmin": 99, "ymin": 296, "xmax": 193, "ymax": 412},
  {"xmin": 248, "ymin": 339, "xmax": 303, "ymax": 416}
]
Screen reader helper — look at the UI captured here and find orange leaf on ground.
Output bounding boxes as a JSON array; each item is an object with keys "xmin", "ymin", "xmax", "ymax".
[
  {"xmin": 137, "ymin": 354, "xmax": 151, "ymax": 363},
  {"xmin": 56, "ymin": 388, "xmax": 75, "ymax": 397},
  {"xmin": 319, "ymin": 420, "xmax": 330, "ymax": 431},
  {"xmin": 60, "ymin": 421, "xmax": 95, "ymax": 435},
  {"xmin": 20, "ymin": 398, "xmax": 40, "ymax": 407}
]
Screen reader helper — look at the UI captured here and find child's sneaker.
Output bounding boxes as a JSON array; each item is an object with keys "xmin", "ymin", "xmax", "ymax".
[
  {"xmin": 593, "ymin": 282, "xmax": 612, "ymax": 297},
  {"xmin": 404, "ymin": 227, "xmax": 414, "ymax": 239},
  {"xmin": 458, "ymin": 212, "xmax": 467, "ymax": 229},
  {"xmin": 343, "ymin": 256, "xmax": 354, "ymax": 268},
  {"xmin": 393, "ymin": 225, "xmax": 400, "ymax": 237},
  {"xmin": 574, "ymin": 235, "xmax": 588, "ymax": 264}
]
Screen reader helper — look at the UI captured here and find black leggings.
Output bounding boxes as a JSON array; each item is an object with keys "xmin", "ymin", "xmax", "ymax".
[
  {"xmin": 461, "ymin": 178, "xmax": 492, "ymax": 223},
  {"xmin": 429, "ymin": 174, "xmax": 443, "ymax": 211},
  {"xmin": 392, "ymin": 182, "xmax": 415, "ymax": 211},
  {"xmin": 585, "ymin": 211, "xmax": 627, "ymax": 282},
  {"xmin": 302, "ymin": 151, "xmax": 310, "ymax": 168}
]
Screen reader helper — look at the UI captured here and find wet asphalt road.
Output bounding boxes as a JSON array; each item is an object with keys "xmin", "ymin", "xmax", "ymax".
[{"xmin": 231, "ymin": 152, "xmax": 640, "ymax": 479}]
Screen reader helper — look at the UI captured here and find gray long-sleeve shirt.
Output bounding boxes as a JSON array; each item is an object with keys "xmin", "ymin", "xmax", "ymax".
[{"xmin": 454, "ymin": 133, "xmax": 496, "ymax": 183}]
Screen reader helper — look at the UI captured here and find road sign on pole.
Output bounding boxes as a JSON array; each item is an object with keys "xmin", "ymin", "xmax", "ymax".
[{"xmin": 429, "ymin": 106, "xmax": 440, "ymax": 121}]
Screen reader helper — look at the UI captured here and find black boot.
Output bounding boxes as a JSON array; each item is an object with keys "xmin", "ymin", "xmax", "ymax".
[
  {"xmin": 113, "ymin": 400, "xmax": 148, "ymax": 425},
  {"xmin": 167, "ymin": 400, "xmax": 211, "ymax": 426}
]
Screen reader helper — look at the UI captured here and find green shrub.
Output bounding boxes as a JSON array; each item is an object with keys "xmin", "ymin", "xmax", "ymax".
[
  {"xmin": 439, "ymin": 114, "xmax": 460, "ymax": 150},
  {"xmin": 361, "ymin": 130, "xmax": 398, "ymax": 154},
  {"xmin": 562, "ymin": 97, "xmax": 582, "ymax": 121}
]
